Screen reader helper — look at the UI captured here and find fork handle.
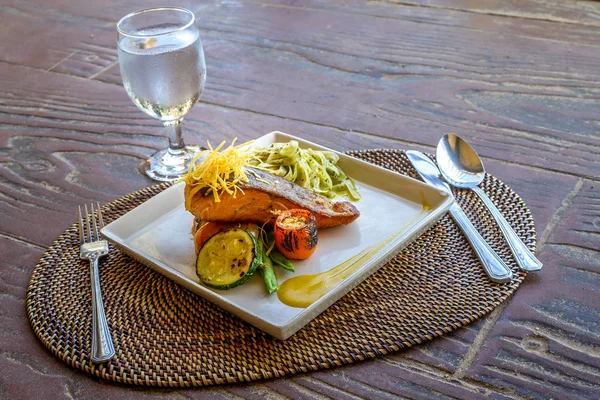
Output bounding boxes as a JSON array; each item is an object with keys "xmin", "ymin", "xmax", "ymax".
[{"xmin": 89, "ymin": 255, "xmax": 116, "ymax": 363}]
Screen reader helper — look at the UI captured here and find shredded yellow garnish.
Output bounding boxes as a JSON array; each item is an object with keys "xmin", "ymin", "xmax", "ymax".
[
  {"xmin": 181, "ymin": 139, "xmax": 256, "ymax": 209},
  {"xmin": 181, "ymin": 138, "xmax": 361, "ymax": 210}
]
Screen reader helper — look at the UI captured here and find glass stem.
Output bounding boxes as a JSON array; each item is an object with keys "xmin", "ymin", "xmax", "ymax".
[{"xmin": 164, "ymin": 118, "xmax": 185, "ymax": 155}]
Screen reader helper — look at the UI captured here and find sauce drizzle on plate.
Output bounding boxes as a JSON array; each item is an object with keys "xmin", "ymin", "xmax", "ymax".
[{"xmin": 278, "ymin": 192, "xmax": 431, "ymax": 308}]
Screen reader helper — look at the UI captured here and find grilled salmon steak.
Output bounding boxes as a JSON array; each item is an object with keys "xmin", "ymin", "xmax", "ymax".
[{"xmin": 185, "ymin": 168, "xmax": 360, "ymax": 228}]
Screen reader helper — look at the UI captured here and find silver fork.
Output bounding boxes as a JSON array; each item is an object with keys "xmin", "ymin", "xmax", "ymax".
[{"xmin": 78, "ymin": 203, "xmax": 115, "ymax": 363}]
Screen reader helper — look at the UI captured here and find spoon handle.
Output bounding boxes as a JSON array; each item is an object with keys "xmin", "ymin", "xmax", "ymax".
[
  {"xmin": 472, "ymin": 187, "xmax": 543, "ymax": 271},
  {"xmin": 448, "ymin": 203, "xmax": 514, "ymax": 283}
]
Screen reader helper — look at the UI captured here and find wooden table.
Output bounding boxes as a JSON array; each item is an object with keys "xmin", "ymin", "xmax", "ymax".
[{"xmin": 2, "ymin": 0, "xmax": 599, "ymax": 398}]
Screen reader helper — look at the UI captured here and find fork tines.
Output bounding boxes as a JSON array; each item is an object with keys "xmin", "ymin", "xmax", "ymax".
[{"xmin": 78, "ymin": 203, "xmax": 105, "ymax": 244}]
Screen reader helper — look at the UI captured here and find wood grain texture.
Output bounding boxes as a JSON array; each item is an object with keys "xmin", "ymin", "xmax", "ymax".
[
  {"xmin": 3, "ymin": 0, "xmax": 599, "ymax": 179},
  {"xmin": 0, "ymin": 238, "xmax": 70, "ymax": 400},
  {"xmin": 0, "ymin": 64, "xmax": 153, "ymax": 245},
  {"xmin": 1, "ymin": 0, "xmax": 599, "ymax": 397},
  {"xmin": 261, "ymin": 0, "xmax": 600, "ymax": 46},
  {"xmin": 545, "ymin": 180, "xmax": 600, "ymax": 251},
  {"xmin": 93, "ymin": 0, "xmax": 600, "ymax": 179},
  {"xmin": 465, "ymin": 245, "xmax": 600, "ymax": 399},
  {"xmin": 0, "ymin": 0, "xmax": 219, "ymax": 77},
  {"xmin": 385, "ymin": 0, "xmax": 600, "ymax": 26},
  {"xmin": 464, "ymin": 180, "xmax": 600, "ymax": 399}
]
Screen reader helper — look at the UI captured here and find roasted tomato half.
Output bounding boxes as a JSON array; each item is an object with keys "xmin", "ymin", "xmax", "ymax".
[
  {"xmin": 273, "ymin": 209, "xmax": 318, "ymax": 260},
  {"xmin": 193, "ymin": 221, "xmax": 259, "ymax": 254}
]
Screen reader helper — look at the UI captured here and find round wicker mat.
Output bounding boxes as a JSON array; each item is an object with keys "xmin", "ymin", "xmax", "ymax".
[{"xmin": 27, "ymin": 149, "xmax": 535, "ymax": 387}]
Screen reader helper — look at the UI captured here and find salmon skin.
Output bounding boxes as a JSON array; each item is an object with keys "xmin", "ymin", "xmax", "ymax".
[{"xmin": 185, "ymin": 168, "xmax": 360, "ymax": 228}]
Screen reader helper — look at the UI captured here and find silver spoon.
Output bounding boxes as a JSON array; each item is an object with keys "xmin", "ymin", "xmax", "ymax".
[{"xmin": 436, "ymin": 134, "xmax": 542, "ymax": 271}]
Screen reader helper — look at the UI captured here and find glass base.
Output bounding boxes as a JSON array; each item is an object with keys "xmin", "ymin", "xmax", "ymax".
[{"xmin": 142, "ymin": 145, "xmax": 201, "ymax": 182}]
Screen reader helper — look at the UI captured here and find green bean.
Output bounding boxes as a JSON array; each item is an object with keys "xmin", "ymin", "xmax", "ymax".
[
  {"xmin": 260, "ymin": 250, "xmax": 278, "ymax": 294},
  {"xmin": 255, "ymin": 233, "xmax": 278, "ymax": 294},
  {"xmin": 269, "ymin": 251, "xmax": 295, "ymax": 272}
]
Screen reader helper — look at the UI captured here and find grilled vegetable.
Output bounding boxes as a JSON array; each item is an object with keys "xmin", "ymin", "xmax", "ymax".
[
  {"xmin": 193, "ymin": 221, "xmax": 229, "ymax": 253},
  {"xmin": 262, "ymin": 229, "xmax": 295, "ymax": 273},
  {"xmin": 196, "ymin": 227, "xmax": 258, "ymax": 290},
  {"xmin": 269, "ymin": 250, "xmax": 295, "ymax": 272},
  {"xmin": 252, "ymin": 234, "xmax": 278, "ymax": 294},
  {"xmin": 193, "ymin": 221, "xmax": 259, "ymax": 253},
  {"xmin": 260, "ymin": 248, "xmax": 279, "ymax": 294},
  {"xmin": 274, "ymin": 209, "xmax": 319, "ymax": 260}
]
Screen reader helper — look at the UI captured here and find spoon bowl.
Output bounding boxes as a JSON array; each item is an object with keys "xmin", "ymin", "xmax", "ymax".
[
  {"xmin": 436, "ymin": 134, "xmax": 485, "ymax": 189},
  {"xmin": 436, "ymin": 134, "xmax": 542, "ymax": 272}
]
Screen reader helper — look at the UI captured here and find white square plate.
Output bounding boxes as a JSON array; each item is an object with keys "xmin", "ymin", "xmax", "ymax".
[{"xmin": 102, "ymin": 132, "xmax": 452, "ymax": 339}]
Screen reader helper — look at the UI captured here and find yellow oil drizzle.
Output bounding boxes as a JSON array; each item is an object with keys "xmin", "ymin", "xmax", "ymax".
[
  {"xmin": 278, "ymin": 191, "xmax": 432, "ymax": 308},
  {"xmin": 421, "ymin": 189, "xmax": 432, "ymax": 212}
]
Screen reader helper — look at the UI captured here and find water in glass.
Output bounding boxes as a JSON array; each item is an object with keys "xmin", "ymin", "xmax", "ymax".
[{"xmin": 117, "ymin": 8, "xmax": 206, "ymax": 182}]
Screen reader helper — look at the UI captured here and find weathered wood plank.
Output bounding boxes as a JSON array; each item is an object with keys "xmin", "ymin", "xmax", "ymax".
[
  {"xmin": 0, "ymin": 238, "xmax": 70, "ymax": 399},
  {"xmin": 464, "ymin": 180, "xmax": 600, "ymax": 399},
  {"xmin": 283, "ymin": 376, "xmax": 368, "ymax": 399},
  {"xmin": 195, "ymin": 0, "xmax": 600, "ymax": 92},
  {"xmin": 0, "ymin": 238, "xmax": 42, "ymax": 324},
  {"xmin": 260, "ymin": 0, "xmax": 600, "ymax": 46},
  {"xmin": 92, "ymin": 1, "xmax": 600, "ymax": 179},
  {"xmin": 226, "ymin": 382, "xmax": 319, "ymax": 399},
  {"xmin": 391, "ymin": 322, "xmax": 482, "ymax": 373},
  {"xmin": 375, "ymin": 0, "xmax": 600, "ymax": 27},
  {"xmin": 3, "ymin": 0, "xmax": 599, "ymax": 178},
  {"xmin": 465, "ymin": 245, "xmax": 600, "ymax": 399},
  {"xmin": 0, "ymin": 354, "xmax": 73, "ymax": 400},
  {"xmin": 306, "ymin": 359, "xmax": 521, "ymax": 399},
  {"xmin": 545, "ymin": 180, "xmax": 600, "ymax": 252},
  {"xmin": 5, "ymin": 0, "xmax": 600, "ymax": 79},
  {"xmin": 0, "ymin": 0, "xmax": 218, "ymax": 77}
]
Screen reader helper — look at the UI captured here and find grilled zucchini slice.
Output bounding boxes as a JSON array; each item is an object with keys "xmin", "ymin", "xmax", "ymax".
[{"xmin": 196, "ymin": 227, "xmax": 258, "ymax": 290}]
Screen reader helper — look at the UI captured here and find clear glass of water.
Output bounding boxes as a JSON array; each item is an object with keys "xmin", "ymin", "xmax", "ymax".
[{"xmin": 117, "ymin": 7, "xmax": 206, "ymax": 181}]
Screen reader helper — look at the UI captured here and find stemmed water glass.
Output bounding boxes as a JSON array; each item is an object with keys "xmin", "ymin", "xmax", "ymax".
[{"xmin": 117, "ymin": 7, "xmax": 206, "ymax": 181}]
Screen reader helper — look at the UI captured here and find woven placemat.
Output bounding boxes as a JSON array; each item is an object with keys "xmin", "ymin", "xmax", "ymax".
[{"xmin": 27, "ymin": 149, "xmax": 535, "ymax": 387}]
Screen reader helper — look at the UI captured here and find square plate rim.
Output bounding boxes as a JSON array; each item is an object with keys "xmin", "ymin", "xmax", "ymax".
[{"xmin": 101, "ymin": 131, "xmax": 453, "ymax": 339}]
